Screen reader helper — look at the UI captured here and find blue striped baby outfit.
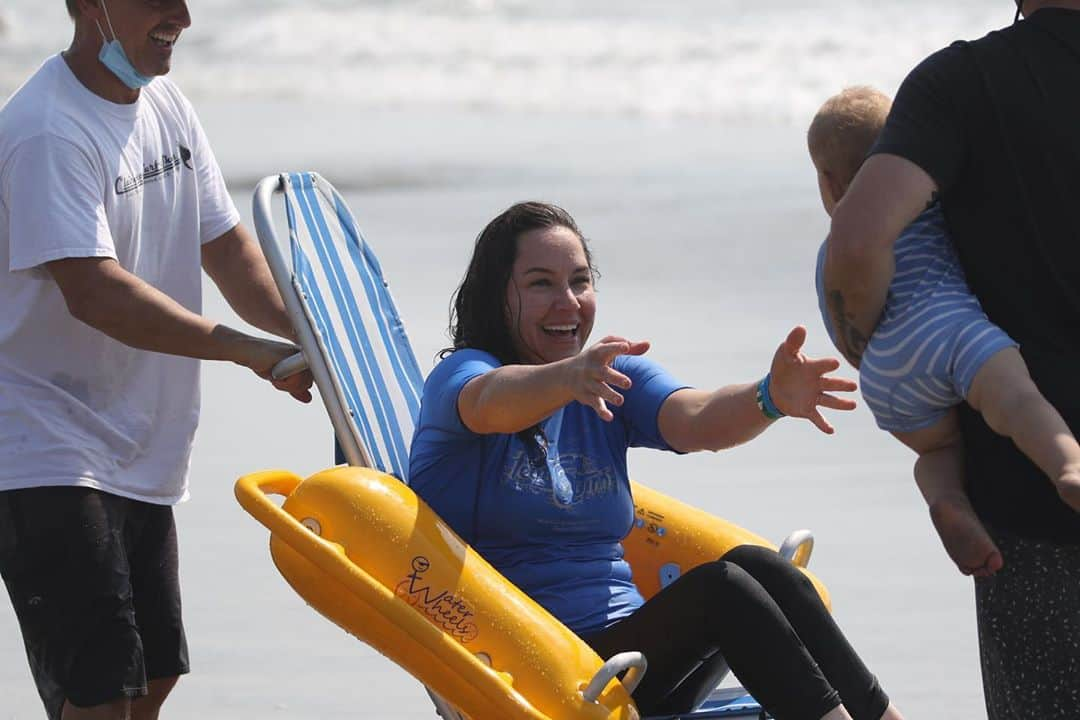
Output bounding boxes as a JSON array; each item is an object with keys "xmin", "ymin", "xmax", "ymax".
[{"xmin": 816, "ymin": 204, "xmax": 1017, "ymax": 433}]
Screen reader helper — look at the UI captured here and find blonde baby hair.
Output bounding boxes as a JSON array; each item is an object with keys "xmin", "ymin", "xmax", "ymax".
[{"xmin": 808, "ymin": 86, "xmax": 892, "ymax": 189}]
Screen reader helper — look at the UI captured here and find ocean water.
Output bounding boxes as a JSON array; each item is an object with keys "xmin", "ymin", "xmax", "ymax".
[
  {"xmin": 0, "ymin": 2, "xmax": 1016, "ymax": 718},
  {"xmin": 3, "ymin": 1, "xmax": 1006, "ymax": 122}
]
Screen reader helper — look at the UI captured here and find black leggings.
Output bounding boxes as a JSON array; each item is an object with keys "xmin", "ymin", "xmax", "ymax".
[{"xmin": 582, "ymin": 545, "xmax": 888, "ymax": 720}]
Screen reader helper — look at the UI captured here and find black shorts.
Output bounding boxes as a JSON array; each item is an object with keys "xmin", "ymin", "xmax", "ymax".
[{"xmin": 0, "ymin": 486, "xmax": 189, "ymax": 719}]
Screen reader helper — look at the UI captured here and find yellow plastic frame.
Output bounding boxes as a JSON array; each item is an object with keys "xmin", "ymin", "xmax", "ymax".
[{"xmin": 236, "ymin": 466, "xmax": 830, "ymax": 719}]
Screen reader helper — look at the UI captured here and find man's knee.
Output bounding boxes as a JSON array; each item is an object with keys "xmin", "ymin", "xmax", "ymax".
[
  {"xmin": 131, "ymin": 677, "xmax": 179, "ymax": 720},
  {"xmin": 58, "ymin": 675, "xmax": 177, "ymax": 720},
  {"xmin": 61, "ymin": 696, "xmax": 131, "ymax": 720},
  {"xmin": 146, "ymin": 676, "xmax": 178, "ymax": 702}
]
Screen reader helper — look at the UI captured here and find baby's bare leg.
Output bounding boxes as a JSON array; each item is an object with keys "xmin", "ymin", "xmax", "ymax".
[
  {"xmin": 966, "ymin": 347, "xmax": 1080, "ymax": 512},
  {"xmin": 894, "ymin": 413, "xmax": 1002, "ymax": 576}
]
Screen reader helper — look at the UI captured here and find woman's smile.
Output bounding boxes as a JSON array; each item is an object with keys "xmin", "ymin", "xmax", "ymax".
[{"xmin": 506, "ymin": 226, "xmax": 596, "ymax": 364}]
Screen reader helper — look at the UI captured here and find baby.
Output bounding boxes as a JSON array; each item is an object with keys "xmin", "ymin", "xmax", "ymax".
[{"xmin": 808, "ymin": 86, "xmax": 1080, "ymax": 576}]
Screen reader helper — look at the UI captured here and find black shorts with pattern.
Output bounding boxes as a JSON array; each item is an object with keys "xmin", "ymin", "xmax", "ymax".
[{"xmin": 0, "ymin": 486, "xmax": 189, "ymax": 719}]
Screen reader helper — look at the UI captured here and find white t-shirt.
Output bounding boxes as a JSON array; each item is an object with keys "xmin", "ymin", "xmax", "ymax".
[{"xmin": 0, "ymin": 55, "xmax": 240, "ymax": 504}]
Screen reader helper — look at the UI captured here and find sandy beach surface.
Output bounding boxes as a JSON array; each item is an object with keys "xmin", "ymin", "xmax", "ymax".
[{"xmin": 0, "ymin": 2, "xmax": 1013, "ymax": 716}]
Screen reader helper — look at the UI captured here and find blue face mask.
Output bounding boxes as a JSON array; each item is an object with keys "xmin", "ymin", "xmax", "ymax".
[{"xmin": 96, "ymin": 0, "xmax": 152, "ymax": 90}]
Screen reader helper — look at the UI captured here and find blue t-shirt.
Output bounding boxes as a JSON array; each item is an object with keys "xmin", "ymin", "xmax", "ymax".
[{"xmin": 408, "ymin": 349, "xmax": 689, "ymax": 635}]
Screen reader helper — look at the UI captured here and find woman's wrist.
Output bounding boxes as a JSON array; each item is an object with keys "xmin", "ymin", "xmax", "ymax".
[
  {"xmin": 554, "ymin": 355, "xmax": 579, "ymax": 397},
  {"xmin": 755, "ymin": 373, "xmax": 785, "ymax": 420}
]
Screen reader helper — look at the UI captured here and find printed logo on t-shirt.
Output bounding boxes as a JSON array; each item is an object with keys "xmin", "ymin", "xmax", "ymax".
[
  {"xmin": 115, "ymin": 144, "xmax": 193, "ymax": 196},
  {"xmin": 503, "ymin": 448, "xmax": 617, "ymax": 509}
]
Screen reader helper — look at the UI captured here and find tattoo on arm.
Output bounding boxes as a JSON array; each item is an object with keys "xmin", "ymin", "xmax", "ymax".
[{"xmin": 827, "ymin": 289, "xmax": 868, "ymax": 367}]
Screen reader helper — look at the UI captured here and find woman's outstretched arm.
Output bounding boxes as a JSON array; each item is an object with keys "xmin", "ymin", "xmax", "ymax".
[
  {"xmin": 458, "ymin": 336, "xmax": 650, "ymax": 434},
  {"xmin": 658, "ymin": 326, "xmax": 856, "ymax": 453}
]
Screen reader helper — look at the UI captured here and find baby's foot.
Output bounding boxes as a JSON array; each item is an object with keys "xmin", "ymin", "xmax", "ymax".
[
  {"xmin": 928, "ymin": 496, "xmax": 1004, "ymax": 577},
  {"xmin": 1055, "ymin": 464, "xmax": 1080, "ymax": 512}
]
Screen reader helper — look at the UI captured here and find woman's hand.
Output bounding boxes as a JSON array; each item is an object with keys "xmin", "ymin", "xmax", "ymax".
[
  {"xmin": 565, "ymin": 336, "xmax": 650, "ymax": 421},
  {"xmin": 768, "ymin": 326, "xmax": 856, "ymax": 434}
]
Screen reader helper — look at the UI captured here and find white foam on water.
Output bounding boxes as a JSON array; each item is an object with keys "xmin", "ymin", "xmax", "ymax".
[{"xmin": 3, "ymin": 0, "xmax": 1007, "ymax": 123}]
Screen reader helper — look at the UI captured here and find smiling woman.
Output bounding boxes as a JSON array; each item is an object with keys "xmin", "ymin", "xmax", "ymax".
[
  {"xmin": 443, "ymin": 202, "xmax": 599, "ymax": 369},
  {"xmin": 505, "ymin": 225, "xmax": 597, "ymax": 365},
  {"xmin": 406, "ymin": 202, "xmax": 904, "ymax": 720}
]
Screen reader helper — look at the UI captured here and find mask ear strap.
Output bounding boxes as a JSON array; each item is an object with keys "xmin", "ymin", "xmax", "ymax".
[{"xmin": 99, "ymin": 0, "xmax": 119, "ymax": 41}]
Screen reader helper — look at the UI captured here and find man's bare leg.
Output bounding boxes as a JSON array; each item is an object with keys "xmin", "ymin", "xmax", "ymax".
[
  {"xmin": 62, "ymin": 677, "xmax": 178, "ymax": 720},
  {"xmin": 132, "ymin": 677, "xmax": 178, "ymax": 720},
  {"xmin": 62, "ymin": 698, "xmax": 130, "ymax": 720},
  {"xmin": 878, "ymin": 702, "xmax": 905, "ymax": 720}
]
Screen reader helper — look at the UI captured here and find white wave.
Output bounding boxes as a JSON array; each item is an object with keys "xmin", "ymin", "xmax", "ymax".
[{"xmin": 1, "ymin": 0, "xmax": 1008, "ymax": 123}]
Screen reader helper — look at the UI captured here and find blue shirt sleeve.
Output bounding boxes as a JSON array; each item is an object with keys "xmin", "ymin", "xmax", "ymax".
[
  {"xmin": 408, "ymin": 349, "xmax": 500, "ymax": 486},
  {"xmin": 613, "ymin": 354, "xmax": 691, "ymax": 451},
  {"xmin": 419, "ymin": 348, "xmax": 500, "ymax": 437}
]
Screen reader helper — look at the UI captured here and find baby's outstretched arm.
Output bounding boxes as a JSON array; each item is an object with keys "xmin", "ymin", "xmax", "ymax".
[
  {"xmin": 895, "ymin": 413, "xmax": 1002, "ymax": 576},
  {"xmin": 967, "ymin": 347, "xmax": 1080, "ymax": 512}
]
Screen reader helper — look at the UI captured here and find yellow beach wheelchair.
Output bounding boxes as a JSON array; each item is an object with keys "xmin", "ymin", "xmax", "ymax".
[{"xmin": 237, "ymin": 172, "xmax": 827, "ymax": 719}]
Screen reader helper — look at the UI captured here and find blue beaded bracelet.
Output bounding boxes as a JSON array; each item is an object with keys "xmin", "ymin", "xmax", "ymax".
[{"xmin": 755, "ymin": 373, "xmax": 785, "ymax": 420}]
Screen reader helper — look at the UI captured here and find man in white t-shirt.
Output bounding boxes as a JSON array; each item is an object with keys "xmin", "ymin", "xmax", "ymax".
[{"xmin": 0, "ymin": 1, "xmax": 314, "ymax": 718}]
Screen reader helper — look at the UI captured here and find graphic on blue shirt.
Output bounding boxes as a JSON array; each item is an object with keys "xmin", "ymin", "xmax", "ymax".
[
  {"xmin": 503, "ymin": 412, "xmax": 620, "ymax": 511},
  {"xmin": 408, "ymin": 348, "xmax": 689, "ymax": 635}
]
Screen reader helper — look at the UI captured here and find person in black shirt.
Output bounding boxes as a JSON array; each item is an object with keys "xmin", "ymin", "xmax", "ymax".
[{"xmin": 821, "ymin": 2, "xmax": 1080, "ymax": 718}]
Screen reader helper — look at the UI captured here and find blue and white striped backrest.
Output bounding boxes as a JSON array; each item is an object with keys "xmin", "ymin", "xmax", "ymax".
[{"xmin": 281, "ymin": 172, "xmax": 424, "ymax": 482}]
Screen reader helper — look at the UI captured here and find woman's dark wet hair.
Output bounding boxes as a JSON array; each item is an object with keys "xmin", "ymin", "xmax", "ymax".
[{"xmin": 442, "ymin": 201, "xmax": 597, "ymax": 364}]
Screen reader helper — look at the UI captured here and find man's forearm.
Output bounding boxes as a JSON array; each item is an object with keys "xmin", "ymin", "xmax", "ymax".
[
  {"xmin": 50, "ymin": 256, "xmax": 265, "ymax": 365},
  {"xmin": 73, "ymin": 269, "xmax": 261, "ymax": 362},
  {"xmin": 202, "ymin": 225, "xmax": 296, "ymax": 341},
  {"xmin": 822, "ymin": 233, "xmax": 892, "ymax": 368},
  {"xmin": 821, "ymin": 154, "xmax": 942, "ymax": 366}
]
